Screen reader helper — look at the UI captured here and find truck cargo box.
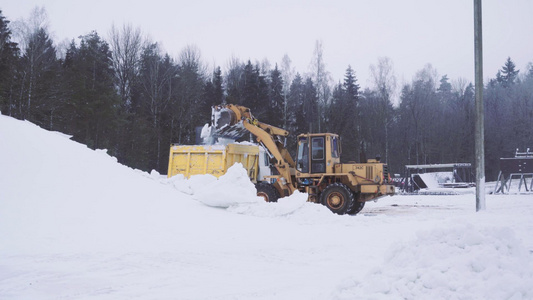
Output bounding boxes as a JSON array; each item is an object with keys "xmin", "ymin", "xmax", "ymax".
[{"xmin": 167, "ymin": 143, "xmax": 263, "ymax": 182}]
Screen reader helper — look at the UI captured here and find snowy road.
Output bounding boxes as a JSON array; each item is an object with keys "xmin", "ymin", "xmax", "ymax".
[{"xmin": 3, "ymin": 193, "xmax": 532, "ymax": 300}]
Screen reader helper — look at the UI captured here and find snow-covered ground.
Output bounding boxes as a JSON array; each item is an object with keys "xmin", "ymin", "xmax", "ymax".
[{"xmin": 1, "ymin": 114, "xmax": 532, "ymax": 300}]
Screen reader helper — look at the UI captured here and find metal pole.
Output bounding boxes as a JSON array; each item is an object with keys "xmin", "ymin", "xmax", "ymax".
[{"xmin": 474, "ymin": 0, "xmax": 486, "ymax": 211}]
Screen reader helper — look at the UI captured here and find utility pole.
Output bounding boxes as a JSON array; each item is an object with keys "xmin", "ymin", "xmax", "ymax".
[{"xmin": 474, "ymin": 0, "xmax": 486, "ymax": 211}]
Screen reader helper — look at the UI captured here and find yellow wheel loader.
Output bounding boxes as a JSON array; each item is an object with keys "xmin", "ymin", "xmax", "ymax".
[{"xmin": 211, "ymin": 104, "xmax": 395, "ymax": 215}]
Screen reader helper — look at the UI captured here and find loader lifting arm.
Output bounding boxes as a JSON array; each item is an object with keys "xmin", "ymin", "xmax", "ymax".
[{"xmin": 211, "ymin": 104, "xmax": 297, "ymax": 196}]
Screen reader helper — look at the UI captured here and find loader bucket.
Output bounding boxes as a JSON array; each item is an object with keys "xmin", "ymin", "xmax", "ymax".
[{"xmin": 211, "ymin": 106, "xmax": 248, "ymax": 139}]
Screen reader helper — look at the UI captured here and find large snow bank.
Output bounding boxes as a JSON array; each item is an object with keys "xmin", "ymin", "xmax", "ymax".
[
  {"xmin": 333, "ymin": 222, "xmax": 533, "ymax": 299},
  {"xmin": 0, "ymin": 116, "xmax": 207, "ymax": 254}
]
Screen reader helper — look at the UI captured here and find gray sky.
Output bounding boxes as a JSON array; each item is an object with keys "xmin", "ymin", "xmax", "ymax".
[{"xmin": 3, "ymin": 0, "xmax": 533, "ymax": 89}]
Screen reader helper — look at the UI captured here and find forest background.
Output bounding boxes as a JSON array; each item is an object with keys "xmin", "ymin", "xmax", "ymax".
[{"xmin": 1, "ymin": 7, "xmax": 532, "ymax": 180}]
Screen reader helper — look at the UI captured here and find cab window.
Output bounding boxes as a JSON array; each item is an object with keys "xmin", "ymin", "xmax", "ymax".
[
  {"xmin": 311, "ymin": 137, "xmax": 324, "ymax": 160},
  {"xmin": 297, "ymin": 137, "xmax": 309, "ymax": 173},
  {"xmin": 331, "ymin": 136, "xmax": 339, "ymax": 158}
]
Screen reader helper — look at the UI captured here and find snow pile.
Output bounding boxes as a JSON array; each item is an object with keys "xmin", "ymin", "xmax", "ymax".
[
  {"xmin": 228, "ymin": 191, "xmax": 309, "ymax": 217},
  {"xmin": 333, "ymin": 223, "xmax": 533, "ymax": 300},
  {"xmin": 165, "ymin": 163, "xmax": 329, "ymax": 218},
  {"xmin": 192, "ymin": 163, "xmax": 263, "ymax": 208},
  {"xmin": 0, "ymin": 116, "xmax": 205, "ymax": 254}
]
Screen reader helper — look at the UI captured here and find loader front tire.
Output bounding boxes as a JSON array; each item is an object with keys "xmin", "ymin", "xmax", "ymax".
[
  {"xmin": 256, "ymin": 182, "xmax": 279, "ymax": 203},
  {"xmin": 347, "ymin": 201, "xmax": 365, "ymax": 215},
  {"xmin": 320, "ymin": 183, "xmax": 355, "ymax": 215}
]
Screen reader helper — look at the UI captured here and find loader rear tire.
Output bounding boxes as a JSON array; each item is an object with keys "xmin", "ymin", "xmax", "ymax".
[
  {"xmin": 320, "ymin": 183, "xmax": 355, "ymax": 215},
  {"xmin": 346, "ymin": 192, "xmax": 365, "ymax": 215},
  {"xmin": 256, "ymin": 182, "xmax": 279, "ymax": 203}
]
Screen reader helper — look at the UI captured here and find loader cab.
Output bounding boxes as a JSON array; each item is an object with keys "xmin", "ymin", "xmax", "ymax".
[{"xmin": 296, "ymin": 133, "xmax": 341, "ymax": 174}]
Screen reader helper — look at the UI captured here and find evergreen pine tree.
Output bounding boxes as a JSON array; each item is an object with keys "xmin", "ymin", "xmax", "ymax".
[
  {"xmin": 203, "ymin": 67, "xmax": 223, "ymax": 113},
  {"xmin": 212, "ymin": 66, "xmax": 224, "ymax": 104},
  {"xmin": 527, "ymin": 63, "xmax": 533, "ymax": 80},
  {"xmin": 175, "ymin": 45, "xmax": 205, "ymax": 145},
  {"xmin": 343, "ymin": 65, "xmax": 359, "ymax": 103},
  {"xmin": 237, "ymin": 60, "xmax": 269, "ymax": 121},
  {"xmin": 302, "ymin": 77, "xmax": 318, "ymax": 134},
  {"xmin": 18, "ymin": 27, "xmax": 58, "ymax": 123},
  {"xmin": 24, "ymin": 28, "xmax": 59, "ymax": 128},
  {"xmin": 326, "ymin": 83, "xmax": 345, "ymax": 134},
  {"xmin": 0, "ymin": 10, "xmax": 20, "ymax": 117},
  {"xmin": 200, "ymin": 67, "xmax": 222, "ymax": 121},
  {"xmin": 286, "ymin": 73, "xmax": 304, "ymax": 153},
  {"xmin": 337, "ymin": 66, "xmax": 360, "ymax": 162},
  {"xmin": 268, "ymin": 64, "xmax": 284, "ymax": 127},
  {"xmin": 497, "ymin": 57, "xmax": 519, "ymax": 88},
  {"xmin": 241, "ymin": 60, "xmax": 257, "ymax": 109},
  {"xmin": 255, "ymin": 63, "xmax": 269, "ymax": 121},
  {"xmin": 437, "ymin": 75, "xmax": 452, "ymax": 94},
  {"xmin": 61, "ymin": 31, "xmax": 120, "ymax": 151},
  {"xmin": 225, "ymin": 59, "xmax": 243, "ymax": 105}
]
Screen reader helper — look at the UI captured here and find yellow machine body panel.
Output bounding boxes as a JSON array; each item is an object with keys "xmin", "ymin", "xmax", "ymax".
[
  {"xmin": 335, "ymin": 161, "xmax": 388, "ymax": 185},
  {"xmin": 167, "ymin": 144, "xmax": 260, "ymax": 181}
]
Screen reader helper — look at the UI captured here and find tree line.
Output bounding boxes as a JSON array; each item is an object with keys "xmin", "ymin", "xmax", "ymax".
[{"xmin": 1, "ymin": 9, "xmax": 532, "ymax": 180}]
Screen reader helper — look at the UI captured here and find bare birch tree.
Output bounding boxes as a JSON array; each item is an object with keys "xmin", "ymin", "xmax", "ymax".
[
  {"xmin": 139, "ymin": 42, "xmax": 177, "ymax": 169},
  {"xmin": 11, "ymin": 6, "xmax": 48, "ymax": 50},
  {"xmin": 11, "ymin": 6, "xmax": 55, "ymax": 120},
  {"xmin": 109, "ymin": 23, "xmax": 143, "ymax": 108},
  {"xmin": 176, "ymin": 44, "xmax": 206, "ymax": 144},
  {"xmin": 369, "ymin": 57, "xmax": 397, "ymax": 163},
  {"xmin": 280, "ymin": 54, "xmax": 294, "ymax": 129},
  {"xmin": 309, "ymin": 40, "xmax": 331, "ymax": 132}
]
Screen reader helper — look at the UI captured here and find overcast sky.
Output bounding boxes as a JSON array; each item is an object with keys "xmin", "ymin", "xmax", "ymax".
[{"xmin": 3, "ymin": 0, "xmax": 533, "ymax": 90}]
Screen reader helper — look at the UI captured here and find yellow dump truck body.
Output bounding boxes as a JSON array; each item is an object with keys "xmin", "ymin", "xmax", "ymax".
[{"xmin": 167, "ymin": 144, "xmax": 260, "ymax": 182}]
